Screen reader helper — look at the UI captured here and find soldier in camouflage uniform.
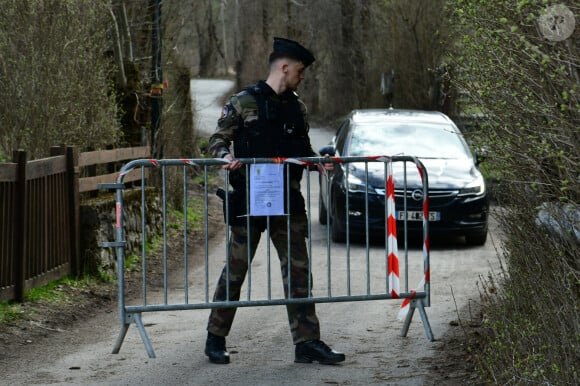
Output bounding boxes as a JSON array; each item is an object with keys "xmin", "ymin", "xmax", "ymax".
[{"xmin": 204, "ymin": 37, "xmax": 345, "ymax": 365}]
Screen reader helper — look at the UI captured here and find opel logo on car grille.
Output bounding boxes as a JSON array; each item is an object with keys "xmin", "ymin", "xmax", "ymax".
[{"xmin": 411, "ymin": 189, "xmax": 423, "ymax": 201}]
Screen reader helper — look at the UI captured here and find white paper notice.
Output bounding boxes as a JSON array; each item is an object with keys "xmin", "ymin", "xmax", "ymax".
[{"xmin": 249, "ymin": 163, "xmax": 285, "ymax": 216}]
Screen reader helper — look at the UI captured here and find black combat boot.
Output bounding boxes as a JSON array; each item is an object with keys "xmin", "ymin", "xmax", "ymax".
[
  {"xmin": 294, "ymin": 340, "xmax": 345, "ymax": 365},
  {"xmin": 205, "ymin": 332, "xmax": 230, "ymax": 364}
]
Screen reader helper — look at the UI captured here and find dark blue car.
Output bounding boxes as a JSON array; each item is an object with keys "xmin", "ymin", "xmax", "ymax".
[{"xmin": 319, "ymin": 109, "xmax": 489, "ymax": 245}]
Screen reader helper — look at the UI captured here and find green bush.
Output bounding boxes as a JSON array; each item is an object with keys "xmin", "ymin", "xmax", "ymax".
[{"xmin": 447, "ymin": 0, "xmax": 579, "ymax": 384}]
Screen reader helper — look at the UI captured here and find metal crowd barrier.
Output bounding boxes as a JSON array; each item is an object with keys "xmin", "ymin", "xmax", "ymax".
[{"xmin": 101, "ymin": 156, "xmax": 433, "ymax": 358}]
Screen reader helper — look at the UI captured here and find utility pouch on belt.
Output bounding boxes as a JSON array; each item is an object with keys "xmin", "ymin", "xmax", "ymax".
[{"xmin": 216, "ymin": 188, "xmax": 246, "ymax": 226}]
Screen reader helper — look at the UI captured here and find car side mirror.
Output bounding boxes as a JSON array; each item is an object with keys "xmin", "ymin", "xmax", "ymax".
[{"xmin": 319, "ymin": 145, "xmax": 336, "ymax": 156}]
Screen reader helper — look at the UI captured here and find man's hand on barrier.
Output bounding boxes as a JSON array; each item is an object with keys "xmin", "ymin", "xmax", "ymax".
[
  {"xmin": 316, "ymin": 154, "xmax": 334, "ymax": 176},
  {"xmin": 322, "ymin": 153, "xmax": 334, "ymax": 172},
  {"xmin": 222, "ymin": 154, "xmax": 242, "ymax": 171}
]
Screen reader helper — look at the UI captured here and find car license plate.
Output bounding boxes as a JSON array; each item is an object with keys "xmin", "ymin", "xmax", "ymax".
[{"xmin": 397, "ymin": 211, "xmax": 440, "ymax": 221}]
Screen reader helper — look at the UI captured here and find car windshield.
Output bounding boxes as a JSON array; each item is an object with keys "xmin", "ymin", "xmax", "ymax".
[{"xmin": 347, "ymin": 122, "xmax": 471, "ymax": 159}]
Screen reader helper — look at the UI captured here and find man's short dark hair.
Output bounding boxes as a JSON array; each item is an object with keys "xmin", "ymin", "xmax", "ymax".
[{"xmin": 269, "ymin": 51, "xmax": 295, "ymax": 65}]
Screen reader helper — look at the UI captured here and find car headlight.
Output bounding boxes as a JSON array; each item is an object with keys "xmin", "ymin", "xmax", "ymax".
[
  {"xmin": 346, "ymin": 174, "xmax": 375, "ymax": 193},
  {"xmin": 458, "ymin": 175, "xmax": 486, "ymax": 197}
]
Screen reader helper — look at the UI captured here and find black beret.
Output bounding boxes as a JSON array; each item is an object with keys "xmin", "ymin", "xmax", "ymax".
[{"xmin": 272, "ymin": 37, "xmax": 315, "ymax": 67}]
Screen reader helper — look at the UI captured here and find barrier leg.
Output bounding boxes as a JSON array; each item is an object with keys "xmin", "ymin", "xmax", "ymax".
[
  {"xmin": 112, "ymin": 322, "xmax": 130, "ymax": 354},
  {"xmin": 415, "ymin": 300, "xmax": 434, "ymax": 341},
  {"xmin": 400, "ymin": 299, "xmax": 434, "ymax": 342},
  {"xmin": 134, "ymin": 313, "xmax": 157, "ymax": 358},
  {"xmin": 400, "ymin": 303, "xmax": 416, "ymax": 338},
  {"xmin": 112, "ymin": 313, "xmax": 156, "ymax": 358}
]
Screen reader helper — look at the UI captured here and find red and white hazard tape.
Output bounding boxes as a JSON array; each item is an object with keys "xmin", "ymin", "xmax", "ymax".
[
  {"xmin": 397, "ymin": 160, "xmax": 430, "ymax": 320},
  {"xmin": 386, "ymin": 161, "xmax": 400, "ymax": 297}
]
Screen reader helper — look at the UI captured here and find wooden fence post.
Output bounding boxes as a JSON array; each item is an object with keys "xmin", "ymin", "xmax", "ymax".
[
  {"xmin": 66, "ymin": 146, "xmax": 81, "ymax": 277},
  {"xmin": 50, "ymin": 145, "xmax": 64, "ymax": 156},
  {"xmin": 13, "ymin": 150, "xmax": 27, "ymax": 302}
]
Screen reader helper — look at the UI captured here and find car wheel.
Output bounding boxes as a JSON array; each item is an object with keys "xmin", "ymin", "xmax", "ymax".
[
  {"xmin": 329, "ymin": 187, "xmax": 346, "ymax": 242},
  {"xmin": 331, "ymin": 220, "xmax": 346, "ymax": 243},
  {"xmin": 319, "ymin": 191, "xmax": 328, "ymax": 225},
  {"xmin": 465, "ymin": 230, "xmax": 487, "ymax": 246}
]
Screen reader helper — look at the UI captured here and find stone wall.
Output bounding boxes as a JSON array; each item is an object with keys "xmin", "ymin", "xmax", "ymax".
[{"xmin": 79, "ymin": 188, "xmax": 162, "ymax": 274}]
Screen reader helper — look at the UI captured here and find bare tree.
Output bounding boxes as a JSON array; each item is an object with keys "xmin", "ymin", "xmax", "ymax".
[
  {"xmin": 381, "ymin": 0, "xmax": 448, "ymax": 110},
  {"xmin": 0, "ymin": 0, "xmax": 120, "ymax": 159},
  {"xmin": 109, "ymin": 3, "xmax": 127, "ymax": 88},
  {"xmin": 210, "ymin": 0, "xmax": 449, "ymax": 120}
]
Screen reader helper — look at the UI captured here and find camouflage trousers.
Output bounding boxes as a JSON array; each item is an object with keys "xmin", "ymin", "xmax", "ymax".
[{"xmin": 206, "ymin": 213, "xmax": 321, "ymax": 344}]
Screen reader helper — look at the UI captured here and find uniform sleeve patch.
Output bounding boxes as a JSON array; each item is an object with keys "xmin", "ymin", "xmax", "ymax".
[{"xmin": 221, "ymin": 105, "xmax": 229, "ymax": 118}]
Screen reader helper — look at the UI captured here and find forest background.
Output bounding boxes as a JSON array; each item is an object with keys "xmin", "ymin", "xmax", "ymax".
[{"xmin": 0, "ymin": 1, "xmax": 577, "ymax": 384}]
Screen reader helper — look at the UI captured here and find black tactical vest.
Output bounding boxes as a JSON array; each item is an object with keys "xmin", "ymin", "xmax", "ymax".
[
  {"xmin": 233, "ymin": 81, "xmax": 310, "ymax": 159},
  {"xmin": 231, "ymin": 81, "xmax": 311, "ymax": 214}
]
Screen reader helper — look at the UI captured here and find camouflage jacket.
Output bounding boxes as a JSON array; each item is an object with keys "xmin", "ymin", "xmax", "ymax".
[
  {"xmin": 208, "ymin": 80, "xmax": 316, "ymax": 159},
  {"xmin": 208, "ymin": 81, "xmax": 316, "ymax": 213}
]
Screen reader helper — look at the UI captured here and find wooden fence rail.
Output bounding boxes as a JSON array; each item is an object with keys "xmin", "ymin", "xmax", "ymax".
[{"xmin": 0, "ymin": 145, "xmax": 150, "ymax": 302}]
